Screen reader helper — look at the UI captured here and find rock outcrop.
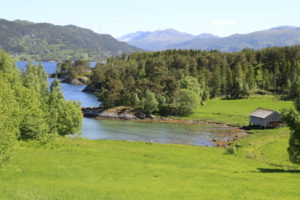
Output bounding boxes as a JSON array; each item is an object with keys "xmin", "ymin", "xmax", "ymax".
[
  {"xmin": 82, "ymin": 84, "xmax": 100, "ymax": 93},
  {"xmin": 82, "ymin": 106, "xmax": 146, "ymax": 120}
]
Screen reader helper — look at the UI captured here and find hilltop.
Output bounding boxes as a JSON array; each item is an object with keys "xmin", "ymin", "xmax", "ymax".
[
  {"xmin": 0, "ymin": 19, "xmax": 141, "ymax": 61},
  {"xmin": 119, "ymin": 26, "xmax": 300, "ymax": 51}
]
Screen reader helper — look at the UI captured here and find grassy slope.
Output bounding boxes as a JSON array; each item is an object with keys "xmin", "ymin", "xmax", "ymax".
[
  {"xmin": 0, "ymin": 96, "xmax": 299, "ymax": 200},
  {"xmin": 234, "ymin": 128, "xmax": 294, "ymax": 167},
  {"xmin": 0, "ymin": 130, "xmax": 300, "ymax": 200},
  {"xmin": 181, "ymin": 95, "xmax": 293, "ymax": 126}
]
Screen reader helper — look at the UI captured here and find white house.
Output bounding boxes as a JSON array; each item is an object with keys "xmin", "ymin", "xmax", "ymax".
[{"xmin": 249, "ymin": 108, "xmax": 282, "ymax": 128}]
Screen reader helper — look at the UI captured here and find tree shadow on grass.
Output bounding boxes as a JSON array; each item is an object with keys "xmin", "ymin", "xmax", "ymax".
[{"xmin": 257, "ymin": 168, "xmax": 300, "ymax": 173}]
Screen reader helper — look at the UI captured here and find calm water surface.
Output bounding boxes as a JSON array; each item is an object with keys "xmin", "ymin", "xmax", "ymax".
[
  {"xmin": 16, "ymin": 61, "xmax": 233, "ymax": 146},
  {"xmin": 82, "ymin": 118, "xmax": 234, "ymax": 146}
]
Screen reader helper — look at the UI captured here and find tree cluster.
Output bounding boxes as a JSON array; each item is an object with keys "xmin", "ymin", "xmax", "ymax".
[
  {"xmin": 0, "ymin": 50, "xmax": 82, "ymax": 166},
  {"xmin": 56, "ymin": 60, "xmax": 92, "ymax": 81},
  {"xmin": 88, "ymin": 46, "xmax": 300, "ymax": 115}
]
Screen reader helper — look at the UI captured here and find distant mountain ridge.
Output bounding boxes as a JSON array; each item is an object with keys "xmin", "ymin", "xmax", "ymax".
[
  {"xmin": 118, "ymin": 29, "xmax": 217, "ymax": 50},
  {"xmin": 119, "ymin": 26, "xmax": 300, "ymax": 51},
  {"xmin": 0, "ymin": 19, "xmax": 140, "ymax": 61}
]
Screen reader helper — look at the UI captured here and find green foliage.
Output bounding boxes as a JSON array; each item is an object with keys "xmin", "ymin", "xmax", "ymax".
[
  {"xmin": 180, "ymin": 76, "xmax": 201, "ymax": 96},
  {"xmin": 131, "ymin": 93, "xmax": 140, "ymax": 107},
  {"xmin": 228, "ymin": 78, "xmax": 249, "ymax": 99},
  {"xmin": 17, "ymin": 87, "xmax": 50, "ymax": 140},
  {"xmin": 17, "ymin": 63, "xmax": 51, "ymax": 141},
  {"xmin": 22, "ymin": 63, "xmax": 48, "ymax": 96},
  {"xmin": 142, "ymin": 90, "xmax": 159, "ymax": 114},
  {"xmin": 177, "ymin": 89, "xmax": 200, "ymax": 115},
  {"xmin": 48, "ymin": 78, "xmax": 82, "ymax": 136},
  {"xmin": 0, "ymin": 50, "xmax": 20, "ymax": 165},
  {"xmin": 0, "ymin": 81, "xmax": 17, "ymax": 166},
  {"xmin": 88, "ymin": 47, "xmax": 300, "ymax": 115},
  {"xmin": 281, "ymin": 98, "xmax": 300, "ymax": 164},
  {"xmin": 56, "ymin": 60, "xmax": 92, "ymax": 82},
  {"xmin": 0, "ymin": 50, "xmax": 83, "ymax": 165},
  {"xmin": 289, "ymin": 78, "xmax": 300, "ymax": 99},
  {"xmin": 57, "ymin": 101, "xmax": 82, "ymax": 136}
]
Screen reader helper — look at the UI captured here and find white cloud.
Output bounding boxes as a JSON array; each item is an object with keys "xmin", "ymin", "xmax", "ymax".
[{"xmin": 211, "ymin": 20, "xmax": 236, "ymax": 25}]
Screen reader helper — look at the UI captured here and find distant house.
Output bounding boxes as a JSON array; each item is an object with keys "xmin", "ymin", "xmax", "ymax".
[{"xmin": 249, "ymin": 108, "xmax": 282, "ymax": 128}]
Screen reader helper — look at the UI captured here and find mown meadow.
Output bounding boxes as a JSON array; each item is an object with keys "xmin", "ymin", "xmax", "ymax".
[
  {"xmin": 0, "ymin": 96, "xmax": 299, "ymax": 200},
  {"xmin": 181, "ymin": 95, "xmax": 293, "ymax": 126},
  {"xmin": 0, "ymin": 128, "xmax": 299, "ymax": 200}
]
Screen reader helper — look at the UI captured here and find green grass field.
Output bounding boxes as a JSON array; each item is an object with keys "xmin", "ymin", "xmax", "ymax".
[
  {"xmin": 181, "ymin": 95, "xmax": 293, "ymax": 126},
  {"xmin": 0, "ymin": 96, "xmax": 298, "ymax": 200},
  {"xmin": 0, "ymin": 127, "xmax": 299, "ymax": 200}
]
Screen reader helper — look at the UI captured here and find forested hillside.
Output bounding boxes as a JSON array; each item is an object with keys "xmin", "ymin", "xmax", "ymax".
[
  {"xmin": 87, "ymin": 46, "xmax": 300, "ymax": 115},
  {"xmin": 0, "ymin": 19, "xmax": 141, "ymax": 61}
]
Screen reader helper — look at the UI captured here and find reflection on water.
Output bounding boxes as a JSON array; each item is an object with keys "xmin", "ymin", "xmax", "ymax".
[
  {"xmin": 82, "ymin": 118, "xmax": 232, "ymax": 146},
  {"xmin": 16, "ymin": 61, "xmax": 235, "ymax": 146}
]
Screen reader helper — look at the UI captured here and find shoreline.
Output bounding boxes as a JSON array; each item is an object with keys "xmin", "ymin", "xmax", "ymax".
[{"xmin": 82, "ymin": 107, "xmax": 247, "ymax": 147}]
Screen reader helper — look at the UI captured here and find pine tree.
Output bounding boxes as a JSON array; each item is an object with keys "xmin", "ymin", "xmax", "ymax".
[
  {"xmin": 230, "ymin": 78, "xmax": 244, "ymax": 99},
  {"xmin": 274, "ymin": 62, "xmax": 280, "ymax": 92},
  {"xmin": 289, "ymin": 78, "xmax": 300, "ymax": 99},
  {"xmin": 210, "ymin": 65, "xmax": 222, "ymax": 97}
]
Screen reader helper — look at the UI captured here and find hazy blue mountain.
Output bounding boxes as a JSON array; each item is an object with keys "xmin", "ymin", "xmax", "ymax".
[
  {"xmin": 196, "ymin": 33, "xmax": 219, "ymax": 39},
  {"xmin": 269, "ymin": 26, "xmax": 299, "ymax": 31},
  {"xmin": 118, "ymin": 28, "xmax": 198, "ymax": 50},
  {"xmin": 173, "ymin": 26, "xmax": 300, "ymax": 51},
  {"xmin": 118, "ymin": 31, "xmax": 151, "ymax": 42},
  {"xmin": 0, "ymin": 19, "xmax": 141, "ymax": 61},
  {"xmin": 120, "ymin": 26, "xmax": 300, "ymax": 51}
]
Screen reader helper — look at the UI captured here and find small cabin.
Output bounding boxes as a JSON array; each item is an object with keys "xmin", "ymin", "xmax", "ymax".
[{"xmin": 249, "ymin": 108, "xmax": 282, "ymax": 128}]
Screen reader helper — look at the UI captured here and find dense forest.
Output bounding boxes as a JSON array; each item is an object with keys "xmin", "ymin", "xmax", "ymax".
[
  {"xmin": 0, "ymin": 50, "xmax": 82, "ymax": 166},
  {"xmin": 87, "ymin": 46, "xmax": 300, "ymax": 115}
]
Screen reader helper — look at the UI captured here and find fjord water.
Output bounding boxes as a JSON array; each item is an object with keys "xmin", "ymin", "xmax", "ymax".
[
  {"xmin": 16, "ymin": 61, "xmax": 233, "ymax": 146},
  {"xmin": 81, "ymin": 119, "xmax": 234, "ymax": 146}
]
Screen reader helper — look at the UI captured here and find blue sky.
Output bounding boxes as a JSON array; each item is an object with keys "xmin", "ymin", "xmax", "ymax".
[{"xmin": 1, "ymin": 0, "xmax": 300, "ymax": 37}]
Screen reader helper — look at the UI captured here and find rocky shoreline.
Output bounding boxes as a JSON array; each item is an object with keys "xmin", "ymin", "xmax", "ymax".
[{"xmin": 81, "ymin": 106, "xmax": 247, "ymax": 147}]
